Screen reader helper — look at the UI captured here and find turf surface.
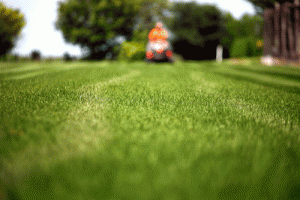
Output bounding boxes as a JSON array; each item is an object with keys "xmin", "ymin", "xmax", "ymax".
[{"xmin": 1, "ymin": 59, "xmax": 300, "ymax": 199}]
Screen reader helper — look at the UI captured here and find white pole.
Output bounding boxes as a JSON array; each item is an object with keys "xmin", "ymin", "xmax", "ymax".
[{"xmin": 216, "ymin": 45, "xmax": 223, "ymax": 63}]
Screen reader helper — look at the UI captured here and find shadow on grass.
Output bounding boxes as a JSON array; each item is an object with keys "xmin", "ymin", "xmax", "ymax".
[
  {"xmin": 255, "ymin": 144, "xmax": 300, "ymax": 200},
  {"xmin": 2, "ymin": 133, "xmax": 300, "ymax": 199},
  {"xmin": 0, "ymin": 168, "xmax": 55, "ymax": 200},
  {"xmin": 217, "ymin": 144, "xmax": 300, "ymax": 200},
  {"xmin": 232, "ymin": 66, "xmax": 300, "ymax": 82},
  {"xmin": 215, "ymin": 71, "xmax": 300, "ymax": 95}
]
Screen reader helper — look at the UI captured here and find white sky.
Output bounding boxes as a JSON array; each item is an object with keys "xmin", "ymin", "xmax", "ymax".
[{"xmin": 2, "ymin": 0, "xmax": 256, "ymax": 58}]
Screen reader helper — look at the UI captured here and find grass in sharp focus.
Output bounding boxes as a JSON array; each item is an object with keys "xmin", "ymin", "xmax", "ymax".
[{"xmin": 0, "ymin": 60, "xmax": 300, "ymax": 200}]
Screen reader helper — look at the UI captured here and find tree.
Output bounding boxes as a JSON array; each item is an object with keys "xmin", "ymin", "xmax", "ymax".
[
  {"xmin": 31, "ymin": 50, "xmax": 41, "ymax": 61},
  {"xmin": 221, "ymin": 12, "xmax": 264, "ymax": 58},
  {"xmin": 246, "ymin": 0, "xmax": 295, "ymax": 13},
  {"xmin": 224, "ymin": 13, "xmax": 263, "ymax": 39},
  {"xmin": 240, "ymin": 14, "xmax": 264, "ymax": 38},
  {"xmin": 126, "ymin": 0, "xmax": 169, "ymax": 62},
  {"xmin": 63, "ymin": 52, "xmax": 72, "ymax": 62},
  {"xmin": 55, "ymin": 0, "xmax": 146, "ymax": 60},
  {"xmin": 132, "ymin": 0, "xmax": 169, "ymax": 43},
  {"xmin": 0, "ymin": 2, "xmax": 26, "ymax": 58},
  {"xmin": 221, "ymin": 12, "xmax": 238, "ymax": 50},
  {"xmin": 168, "ymin": 2, "xmax": 225, "ymax": 60}
]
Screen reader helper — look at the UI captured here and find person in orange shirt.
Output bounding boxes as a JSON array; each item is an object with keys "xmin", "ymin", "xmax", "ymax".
[
  {"xmin": 146, "ymin": 22, "xmax": 173, "ymax": 62},
  {"xmin": 148, "ymin": 22, "xmax": 169, "ymax": 41}
]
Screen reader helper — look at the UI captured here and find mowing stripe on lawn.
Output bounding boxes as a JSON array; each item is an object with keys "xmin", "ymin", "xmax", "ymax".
[
  {"xmin": 1, "ymin": 69, "xmax": 141, "ymax": 177},
  {"xmin": 218, "ymin": 64, "xmax": 300, "ymax": 89},
  {"xmin": 191, "ymin": 71, "xmax": 300, "ymax": 133},
  {"xmin": 1, "ymin": 60, "xmax": 300, "ymax": 200},
  {"xmin": 1, "ymin": 61, "xmax": 111, "ymax": 80}
]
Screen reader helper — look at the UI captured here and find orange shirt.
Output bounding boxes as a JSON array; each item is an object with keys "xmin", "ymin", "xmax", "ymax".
[{"xmin": 148, "ymin": 28, "xmax": 168, "ymax": 41}]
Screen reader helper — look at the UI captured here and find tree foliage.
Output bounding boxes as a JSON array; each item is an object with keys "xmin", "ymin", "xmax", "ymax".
[
  {"xmin": 0, "ymin": 2, "xmax": 26, "ymax": 57},
  {"xmin": 224, "ymin": 13, "xmax": 263, "ymax": 39},
  {"xmin": 133, "ymin": 0, "xmax": 169, "ymax": 33},
  {"xmin": 131, "ymin": 0, "xmax": 169, "ymax": 46},
  {"xmin": 246, "ymin": 0, "xmax": 295, "ymax": 11},
  {"xmin": 56, "ymin": 0, "xmax": 169, "ymax": 60},
  {"xmin": 168, "ymin": 2, "xmax": 225, "ymax": 60},
  {"xmin": 167, "ymin": 1, "xmax": 264, "ymax": 60},
  {"xmin": 223, "ymin": 12, "xmax": 263, "ymax": 58},
  {"xmin": 56, "ymin": 0, "xmax": 142, "ymax": 60},
  {"xmin": 169, "ymin": 2, "xmax": 223, "ymax": 46}
]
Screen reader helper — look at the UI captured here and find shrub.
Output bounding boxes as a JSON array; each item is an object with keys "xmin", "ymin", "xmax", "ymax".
[
  {"xmin": 19, "ymin": 56, "xmax": 30, "ymax": 61},
  {"xmin": 31, "ymin": 50, "xmax": 41, "ymax": 61},
  {"xmin": 247, "ymin": 36, "xmax": 263, "ymax": 57},
  {"xmin": 131, "ymin": 29, "xmax": 149, "ymax": 46},
  {"xmin": 118, "ymin": 41, "xmax": 145, "ymax": 61},
  {"xmin": 230, "ymin": 38, "xmax": 248, "ymax": 58},
  {"xmin": 0, "ymin": 54, "xmax": 20, "ymax": 62},
  {"xmin": 230, "ymin": 36, "xmax": 263, "ymax": 58},
  {"xmin": 0, "ymin": 55, "xmax": 7, "ymax": 61},
  {"xmin": 173, "ymin": 53, "xmax": 184, "ymax": 62},
  {"xmin": 0, "ymin": 2, "xmax": 26, "ymax": 57},
  {"xmin": 63, "ymin": 52, "xmax": 72, "ymax": 62},
  {"xmin": 13, "ymin": 54, "xmax": 20, "ymax": 61},
  {"xmin": 5, "ymin": 54, "xmax": 20, "ymax": 61}
]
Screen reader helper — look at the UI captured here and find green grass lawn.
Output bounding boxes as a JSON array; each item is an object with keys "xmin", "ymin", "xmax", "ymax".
[{"xmin": 0, "ymin": 59, "xmax": 300, "ymax": 200}]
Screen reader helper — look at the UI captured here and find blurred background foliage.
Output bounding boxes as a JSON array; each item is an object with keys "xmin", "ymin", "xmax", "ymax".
[
  {"xmin": 166, "ymin": 1, "xmax": 264, "ymax": 60},
  {"xmin": 230, "ymin": 36, "xmax": 263, "ymax": 58},
  {"xmin": 55, "ymin": 0, "xmax": 141, "ymax": 60},
  {"xmin": 166, "ymin": 2, "xmax": 227, "ymax": 60},
  {"xmin": 246, "ymin": 0, "xmax": 295, "ymax": 14},
  {"xmin": 55, "ymin": 0, "xmax": 169, "ymax": 61},
  {"xmin": 117, "ymin": 41, "xmax": 145, "ymax": 61},
  {"xmin": 0, "ymin": 2, "xmax": 26, "ymax": 59},
  {"xmin": 30, "ymin": 50, "xmax": 42, "ymax": 61},
  {"xmin": 0, "ymin": 0, "xmax": 270, "ymax": 61}
]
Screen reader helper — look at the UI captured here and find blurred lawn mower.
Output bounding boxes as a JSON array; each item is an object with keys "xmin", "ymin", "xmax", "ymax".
[
  {"xmin": 145, "ymin": 22, "xmax": 174, "ymax": 63},
  {"xmin": 146, "ymin": 40, "xmax": 174, "ymax": 63}
]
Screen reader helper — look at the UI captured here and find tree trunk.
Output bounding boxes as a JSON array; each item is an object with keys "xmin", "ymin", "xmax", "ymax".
[
  {"xmin": 281, "ymin": 4, "xmax": 288, "ymax": 58},
  {"xmin": 295, "ymin": 0, "xmax": 300, "ymax": 58},
  {"xmin": 287, "ymin": 4, "xmax": 296, "ymax": 59},
  {"xmin": 273, "ymin": 3, "xmax": 281, "ymax": 56},
  {"xmin": 264, "ymin": 8, "xmax": 274, "ymax": 56}
]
